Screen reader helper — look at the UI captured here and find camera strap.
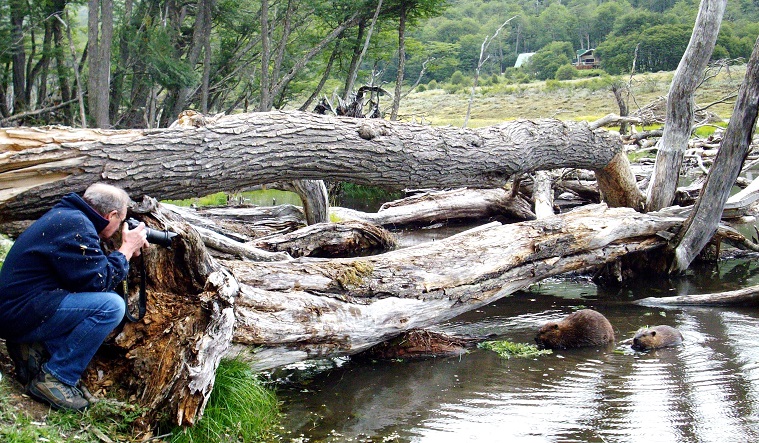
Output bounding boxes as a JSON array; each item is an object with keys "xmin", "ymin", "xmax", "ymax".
[{"xmin": 121, "ymin": 255, "xmax": 147, "ymax": 322}]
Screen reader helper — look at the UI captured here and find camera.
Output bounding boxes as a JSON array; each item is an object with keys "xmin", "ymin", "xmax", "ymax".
[{"xmin": 125, "ymin": 218, "xmax": 178, "ymax": 247}]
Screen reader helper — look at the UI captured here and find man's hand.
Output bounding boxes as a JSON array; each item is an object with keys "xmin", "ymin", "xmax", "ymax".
[{"xmin": 118, "ymin": 221, "xmax": 149, "ymax": 260}]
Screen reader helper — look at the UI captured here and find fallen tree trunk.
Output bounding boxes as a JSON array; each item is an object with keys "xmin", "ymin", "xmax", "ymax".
[
  {"xmin": 636, "ymin": 284, "xmax": 759, "ymax": 306},
  {"xmin": 1, "ymin": 112, "xmax": 639, "ymax": 223}
]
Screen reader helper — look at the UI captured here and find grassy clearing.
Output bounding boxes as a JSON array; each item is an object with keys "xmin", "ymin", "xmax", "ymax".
[{"xmin": 399, "ymin": 66, "xmax": 745, "ymax": 128}]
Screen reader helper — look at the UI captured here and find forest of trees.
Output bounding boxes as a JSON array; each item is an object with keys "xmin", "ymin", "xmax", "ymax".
[{"xmin": 1, "ymin": 0, "xmax": 758, "ymax": 129}]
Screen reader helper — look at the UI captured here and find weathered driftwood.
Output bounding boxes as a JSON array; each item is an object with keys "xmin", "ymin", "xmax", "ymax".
[
  {"xmin": 533, "ymin": 170, "xmax": 555, "ymax": 219},
  {"xmin": 636, "ymin": 284, "xmax": 759, "ymax": 306},
  {"xmin": 253, "ymin": 220, "xmax": 397, "ymax": 258},
  {"xmin": 227, "ymin": 204, "xmax": 690, "ymax": 372},
  {"xmin": 645, "ymin": 0, "xmax": 727, "ymax": 211},
  {"xmin": 330, "ymin": 187, "xmax": 535, "ymax": 227},
  {"xmin": 164, "ymin": 203, "xmax": 395, "ymax": 259},
  {"xmin": 1, "ymin": 112, "xmax": 639, "ymax": 223},
  {"xmin": 163, "ymin": 203, "xmax": 306, "ymax": 241},
  {"xmin": 670, "ymin": 36, "xmax": 759, "ymax": 273}
]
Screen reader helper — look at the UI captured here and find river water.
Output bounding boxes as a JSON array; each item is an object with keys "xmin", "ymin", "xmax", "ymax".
[{"xmin": 271, "ymin": 249, "xmax": 759, "ymax": 443}]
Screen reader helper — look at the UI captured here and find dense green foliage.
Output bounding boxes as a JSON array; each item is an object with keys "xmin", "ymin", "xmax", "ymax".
[{"xmin": 0, "ymin": 0, "xmax": 757, "ymax": 127}]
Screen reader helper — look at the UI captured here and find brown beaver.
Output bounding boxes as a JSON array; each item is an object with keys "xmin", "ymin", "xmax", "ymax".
[
  {"xmin": 535, "ymin": 309, "xmax": 615, "ymax": 350},
  {"xmin": 631, "ymin": 325, "xmax": 683, "ymax": 351}
]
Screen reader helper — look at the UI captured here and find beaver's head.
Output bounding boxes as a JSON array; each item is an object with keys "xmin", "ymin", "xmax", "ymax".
[
  {"xmin": 631, "ymin": 329, "xmax": 655, "ymax": 351},
  {"xmin": 535, "ymin": 322, "xmax": 562, "ymax": 349}
]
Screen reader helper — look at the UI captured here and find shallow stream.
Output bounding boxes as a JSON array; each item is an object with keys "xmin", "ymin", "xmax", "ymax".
[{"xmin": 272, "ymin": 256, "xmax": 759, "ymax": 443}]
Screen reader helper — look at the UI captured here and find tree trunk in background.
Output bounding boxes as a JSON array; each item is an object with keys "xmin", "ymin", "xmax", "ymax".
[
  {"xmin": 171, "ymin": 0, "xmax": 214, "ymax": 118},
  {"xmin": 645, "ymin": 0, "xmax": 726, "ymax": 211},
  {"xmin": 0, "ymin": 112, "xmax": 635, "ymax": 224},
  {"xmin": 670, "ymin": 36, "xmax": 759, "ymax": 273},
  {"xmin": 259, "ymin": 0, "xmax": 271, "ymax": 111},
  {"xmin": 289, "ymin": 180, "xmax": 329, "ymax": 225},
  {"xmin": 299, "ymin": 42, "xmax": 340, "ymax": 111},
  {"xmin": 52, "ymin": 4, "xmax": 73, "ymax": 124},
  {"xmin": 390, "ymin": 6, "xmax": 406, "ymax": 120},
  {"xmin": 344, "ymin": 21, "xmax": 366, "ymax": 100},
  {"xmin": 344, "ymin": 0, "xmax": 383, "ymax": 101},
  {"xmin": 87, "ymin": 0, "xmax": 113, "ymax": 128},
  {"xmin": 10, "ymin": 0, "xmax": 27, "ymax": 113}
]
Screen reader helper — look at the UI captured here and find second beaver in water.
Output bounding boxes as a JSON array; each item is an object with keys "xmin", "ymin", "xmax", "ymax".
[
  {"xmin": 535, "ymin": 309, "xmax": 615, "ymax": 350},
  {"xmin": 631, "ymin": 325, "xmax": 684, "ymax": 351}
]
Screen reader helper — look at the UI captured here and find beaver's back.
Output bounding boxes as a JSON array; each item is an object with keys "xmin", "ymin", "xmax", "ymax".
[{"xmin": 535, "ymin": 309, "xmax": 615, "ymax": 349}]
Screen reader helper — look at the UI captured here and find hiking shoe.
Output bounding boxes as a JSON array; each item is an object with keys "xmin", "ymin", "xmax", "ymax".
[
  {"xmin": 6, "ymin": 341, "xmax": 49, "ymax": 385},
  {"xmin": 27, "ymin": 369, "xmax": 90, "ymax": 411}
]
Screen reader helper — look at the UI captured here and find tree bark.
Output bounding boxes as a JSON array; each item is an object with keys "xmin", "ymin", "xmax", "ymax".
[
  {"xmin": 645, "ymin": 0, "xmax": 726, "ymax": 211},
  {"xmin": 670, "ymin": 36, "xmax": 759, "ymax": 273},
  {"xmin": 0, "ymin": 112, "xmax": 633, "ymax": 224},
  {"xmin": 259, "ymin": 0, "xmax": 271, "ymax": 112},
  {"xmin": 171, "ymin": 0, "xmax": 214, "ymax": 117}
]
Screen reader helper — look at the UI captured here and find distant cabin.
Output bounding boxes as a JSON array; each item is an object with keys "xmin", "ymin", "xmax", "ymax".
[
  {"xmin": 576, "ymin": 49, "xmax": 599, "ymax": 69},
  {"xmin": 514, "ymin": 52, "xmax": 535, "ymax": 68}
]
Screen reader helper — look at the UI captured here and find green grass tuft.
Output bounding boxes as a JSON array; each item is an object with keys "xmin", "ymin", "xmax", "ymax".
[
  {"xmin": 170, "ymin": 358, "xmax": 280, "ymax": 443},
  {"xmin": 478, "ymin": 340, "xmax": 553, "ymax": 359}
]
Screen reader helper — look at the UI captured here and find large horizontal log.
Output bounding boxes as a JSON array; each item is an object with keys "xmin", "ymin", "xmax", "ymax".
[{"xmin": 1, "ymin": 111, "xmax": 634, "ymax": 222}]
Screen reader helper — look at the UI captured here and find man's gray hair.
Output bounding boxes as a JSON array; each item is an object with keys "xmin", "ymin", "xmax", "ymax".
[{"xmin": 83, "ymin": 183, "xmax": 131, "ymax": 216}]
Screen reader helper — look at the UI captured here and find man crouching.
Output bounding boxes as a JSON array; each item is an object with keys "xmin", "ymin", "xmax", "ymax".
[{"xmin": 0, "ymin": 183, "xmax": 148, "ymax": 411}]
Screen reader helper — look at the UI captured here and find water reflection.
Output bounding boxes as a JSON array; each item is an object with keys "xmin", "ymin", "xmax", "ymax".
[{"xmin": 275, "ymin": 256, "xmax": 759, "ymax": 442}]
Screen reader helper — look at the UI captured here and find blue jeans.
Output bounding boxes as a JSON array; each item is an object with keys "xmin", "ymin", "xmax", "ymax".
[{"xmin": 16, "ymin": 292, "xmax": 125, "ymax": 386}]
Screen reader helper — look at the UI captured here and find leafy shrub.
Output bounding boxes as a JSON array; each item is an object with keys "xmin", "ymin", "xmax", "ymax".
[
  {"xmin": 555, "ymin": 64, "xmax": 577, "ymax": 80},
  {"xmin": 427, "ymin": 79, "xmax": 438, "ymax": 90},
  {"xmin": 544, "ymin": 79, "xmax": 562, "ymax": 91},
  {"xmin": 450, "ymin": 70, "xmax": 466, "ymax": 85},
  {"xmin": 445, "ymin": 83, "xmax": 463, "ymax": 94},
  {"xmin": 416, "ymin": 84, "xmax": 427, "ymax": 92}
]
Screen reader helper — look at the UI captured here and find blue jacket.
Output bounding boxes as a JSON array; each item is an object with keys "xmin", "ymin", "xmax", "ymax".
[{"xmin": 0, "ymin": 193, "xmax": 129, "ymax": 340}]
